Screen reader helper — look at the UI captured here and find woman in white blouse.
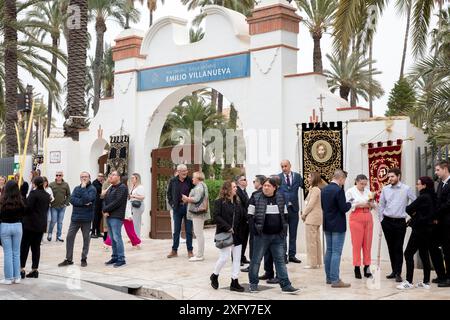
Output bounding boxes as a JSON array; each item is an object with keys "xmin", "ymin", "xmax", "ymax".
[
  {"xmin": 345, "ymin": 174, "xmax": 376, "ymax": 279},
  {"xmin": 129, "ymin": 173, "xmax": 145, "ymax": 238}
]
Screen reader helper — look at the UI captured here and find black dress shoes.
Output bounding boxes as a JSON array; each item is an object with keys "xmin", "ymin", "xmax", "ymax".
[
  {"xmin": 386, "ymin": 272, "xmax": 396, "ymax": 279},
  {"xmin": 258, "ymin": 273, "xmax": 272, "ymax": 280},
  {"xmin": 432, "ymin": 277, "xmax": 446, "ymax": 284},
  {"xmin": 267, "ymin": 278, "xmax": 280, "ymax": 284},
  {"xmin": 241, "ymin": 256, "xmax": 250, "ymax": 264},
  {"xmin": 395, "ymin": 274, "xmax": 403, "ymax": 282},
  {"xmin": 354, "ymin": 266, "xmax": 362, "ymax": 279},
  {"xmin": 288, "ymin": 256, "xmax": 302, "ymax": 264},
  {"xmin": 438, "ymin": 279, "xmax": 450, "ymax": 287}
]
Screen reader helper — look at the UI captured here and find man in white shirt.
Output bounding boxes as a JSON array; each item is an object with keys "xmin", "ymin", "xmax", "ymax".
[{"xmin": 378, "ymin": 168, "xmax": 416, "ymax": 283}]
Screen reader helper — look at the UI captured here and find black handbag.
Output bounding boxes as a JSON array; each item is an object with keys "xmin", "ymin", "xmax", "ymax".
[
  {"xmin": 131, "ymin": 200, "xmax": 141, "ymax": 208},
  {"xmin": 214, "ymin": 203, "xmax": 235, "ymax": 249}
]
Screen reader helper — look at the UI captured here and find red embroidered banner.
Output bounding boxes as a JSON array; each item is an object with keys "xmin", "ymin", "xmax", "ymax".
[{"xmin": 368, "ymin": 140, "xmax": 403, "ymax": 202}]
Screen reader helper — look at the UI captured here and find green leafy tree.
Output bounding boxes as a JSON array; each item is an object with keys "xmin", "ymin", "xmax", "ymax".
[{"xmin": 385, "ymin": 78, "xmax": 416, "ymax": 116}]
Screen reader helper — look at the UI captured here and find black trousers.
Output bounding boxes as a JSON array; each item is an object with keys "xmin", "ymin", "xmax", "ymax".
[
  {"xmin": 438, "ymin": 224, "xmax": 450, "ymax": 279},
  {"xmin": 91, "ymin": 200, "xmax": 103, "ymax": 235},
  {"xmin": 241, "ymin": 222, "xmax": 250, "ymax": 261},
  {"xmin": 381, "ymin": 216, "xmax": 407, "ymax": 275},
  {"xmin": 404, "ymin": 228, "xmax": 431, "ymax": 283},
  {"xmin": 428, "ymin": 224, "xmax": 446, "ymax": 279},
  {"xmin": 20, "ymin": 230, "xmax": 43, "ymax": 270}
]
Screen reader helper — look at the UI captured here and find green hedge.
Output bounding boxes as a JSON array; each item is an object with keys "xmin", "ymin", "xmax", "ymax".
[{"xmin": 204, "ymin": 179, "xmax": 224, "ymax": 225}]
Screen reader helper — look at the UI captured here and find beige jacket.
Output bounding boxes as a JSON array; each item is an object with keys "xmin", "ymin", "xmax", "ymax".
[{"xmin": 301, "ymin": 186, "xmax": 323, "ymax": 226}]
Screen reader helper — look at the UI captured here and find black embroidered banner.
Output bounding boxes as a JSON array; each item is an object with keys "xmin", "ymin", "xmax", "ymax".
[
  {"xmin": 301, "ymin": 122, "xmax": 343, "ymax": 197},
  {"xmin": 106, "ymin": 135, "xmax": 129, "ymax": 176}
]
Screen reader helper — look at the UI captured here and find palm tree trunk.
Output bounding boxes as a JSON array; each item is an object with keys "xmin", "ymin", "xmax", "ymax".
[
  {"xmin": 4, "ymin": 0, "xmax": 18, "ymax": 157},
  {"xmin": 150, "ymin": 10, "xmax": 153, "ymax": 26},
  {"xmin": 64, "ymin": 0, "xmax": 88, "ymax": 140},
  {"xmin": 211, "ymin": 89, "xmax": 217, "ymax": 111},
  {"xmin": 125, "ymin": 13, "xmax": 130, "ymax": 29},
  {"xmin": 217, "ymin": 93, "xmax": 223, "ymax": 114},
  {"xmin": 47, "ymin": 35, "xmax": 59, "ymax": 137},
  {"xmin": 312, "ymin": 32, "xmax": 323, "ymax": 73},
  {"xmin": 339, "ymin": 86, "xmax": 350, "ymax": 101},
  {"xmin": 93, "ymin": 18, "xmax": 106, "ymax": 116},
  {"xmin": 399, "ymin": 3, "xmax": 411, "ymax": 80}
]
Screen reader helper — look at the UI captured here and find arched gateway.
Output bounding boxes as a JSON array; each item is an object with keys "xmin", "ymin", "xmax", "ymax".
[{"xmin": 46, "ymin": 0, "xmax": 427, "ymax": 258}]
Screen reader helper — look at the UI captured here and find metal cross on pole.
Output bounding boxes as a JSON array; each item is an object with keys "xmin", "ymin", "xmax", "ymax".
[{"xmin": 317, "ymin": 94, "xmax": 325, "ymax": 124}]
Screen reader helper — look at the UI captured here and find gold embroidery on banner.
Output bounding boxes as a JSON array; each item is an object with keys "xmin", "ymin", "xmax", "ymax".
[{"xmin": 303, "ymin": 130, "xmax": 343, "ymax": 191}]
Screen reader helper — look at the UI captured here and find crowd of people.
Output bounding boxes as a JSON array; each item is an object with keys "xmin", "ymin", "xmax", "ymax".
[
  {"xmin": 167, "ymin": 160, "xmax": 450, "ymax": 294},
  {"xmin": 0, "ymin": 170, "xmax": 145, "ymax": 284},
  {"xmin": 0, "ymin": 159, "xmax": 449, "ymax": 296}
]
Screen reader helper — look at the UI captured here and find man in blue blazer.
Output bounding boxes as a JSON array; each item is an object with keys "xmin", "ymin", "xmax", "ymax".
[
  {"xmin": 278, "ymin": 160, "xmax": 304, "ymax": 263},
  {"xmin": 321, "ymin": 169, "xmax": 352, "ymax": 288}
]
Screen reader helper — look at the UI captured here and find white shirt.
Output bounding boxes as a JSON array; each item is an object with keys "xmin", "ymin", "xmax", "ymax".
[
  {"xmin": 45, "ymin": 187, "xmax": 55, "ymax": 203},
  {"xmin": 443, "ymin": 176, "xmax": 450, "ymax": 187},
  {"xmin": 345, "ymin": 186, "xmax": 371, "ymax": 212},
  {"xmin": 130, "ymin": 185, "xmax": 145, "ymax": 199}
]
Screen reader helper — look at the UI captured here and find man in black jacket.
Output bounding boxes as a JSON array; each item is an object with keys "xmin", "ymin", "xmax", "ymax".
[
  {"xmin": 102, "ymin": 171, "xmax": 128, "ymax": 268},
  {"xmin": 432, "ymin": 161, "xmax": 450, "ymax": 287},
  {"xmin": 236, "ymin": 175, "xmax": 250, "ymax": 265},
  {"xmin": 91, "ymin": 173, "xmax": 105, "ymax": 238},
  {"xmin": 167, "ymin": 164, "xmax": 194, "ymax": 258},
  {"xmin": 58, "ymin": 172, "xmax": 97, "ymax": 268}
]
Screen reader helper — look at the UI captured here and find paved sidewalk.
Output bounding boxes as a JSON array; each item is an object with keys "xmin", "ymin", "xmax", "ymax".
[{"xmin": 1, "ymin": 228, "xmax": 447, "ymax": 300}]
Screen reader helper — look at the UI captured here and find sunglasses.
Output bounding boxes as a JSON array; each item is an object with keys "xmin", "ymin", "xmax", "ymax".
[
  {"xmin": 80, "ymin": 176, "xmax": 89, "ymax": 179},
  {"xmin": 56, "ymin": 174, "xmax": 63, "ymax": 177}
]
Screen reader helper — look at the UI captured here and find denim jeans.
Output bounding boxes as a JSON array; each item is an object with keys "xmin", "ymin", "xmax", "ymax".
[
  {"xmin": 48, "ymin": 207, "xmax": 66, "ymax": 239},
  {"xmin": 107, "ymin": 218, "xmax": 125, "ymax": 262},
  {"xmin": 249, "ymin": 233, "xmax": 291, "ymax": 289},
  {"xmin": 1, "ymin": 223, "xmax": 23, "ymax": 280},
  {"xmin": 172, "ymin": 205, "xmax": 193, "ymax": 252},
  {"xmin": 324, "ymin": 231, "xmax": 346, "ymax": 284}
]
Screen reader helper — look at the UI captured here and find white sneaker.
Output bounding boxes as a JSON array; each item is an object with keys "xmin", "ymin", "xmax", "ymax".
[
  {"xmin": 397, "ymin": 280, "xmax": 414, "ymax": 290},
  {"xmin": 13, "ymin": 278, "xmax": 21, "ymax": 284},
  {"xmin": 189, "ymin": 256, "xmax": 204, "ymax": 262},
  {"xmin": 416, "ymin": 281, "xmax": 430, "ymax": 289},
  {"xmin": 0, "ymin": 279, "xmax": 13, "ymax": 285}
]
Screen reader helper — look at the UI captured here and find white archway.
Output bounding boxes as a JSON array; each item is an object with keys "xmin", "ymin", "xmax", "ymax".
[{"xmin": 89, "ymin": 138, "xmax": 109, "ymax": 175}]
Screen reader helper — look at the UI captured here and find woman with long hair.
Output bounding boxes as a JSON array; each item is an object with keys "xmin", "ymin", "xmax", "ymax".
[
  {"xmin": 210, "ymin": 181, "xmax": 245, "ymax": 292},
  {"xmin": 129, "ymin": 173, "xmax": 145, "ymax": 238},
  {"xmin": 43, "ymin": 176, "xmax": 54, "ymax": 232},
  {"xmin": 0, "ymin": 176, "xmax": 7, "ymax": 197},
  {"xmin": 20, "ymin": 176, "xmax": 51, "ymax": 279},
  {"xmin": 397, "ymin": 176, "xmax": 435, "ymax": 290},
  {"xmin": 0, "ymin": 181, "xmax": 25, "ymax": 284},
  {"xmin": 301, "ymin": 172, "xmax": 323, "ymax": 269},
  {"xmin": 346, "ymin": 174, "xmax": 376, "ymax": 279}
]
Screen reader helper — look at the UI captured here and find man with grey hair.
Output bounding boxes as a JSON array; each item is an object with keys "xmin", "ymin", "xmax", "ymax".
[
  {"xmin": 167, "ymin": 164, "xmax": 194, "ymax": 258},
  {"xmin": 321, "ymin": 169, "xmax": 352, "ymax": 288},
  {"xmin": 58, "ymin": 172, "xmax": 97, "ymax": 267}
]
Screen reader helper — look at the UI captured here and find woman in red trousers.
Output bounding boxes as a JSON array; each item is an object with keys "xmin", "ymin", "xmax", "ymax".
[{"xmin": 346, "ymin": 174, "xmax": 376, "ymax": 279}]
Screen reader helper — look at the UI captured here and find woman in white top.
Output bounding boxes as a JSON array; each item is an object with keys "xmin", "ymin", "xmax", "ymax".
[
  {"xmin": 345, "ymin": 174, "xmax": 376, "ymax": 279},
  {"xmin": 129, "ymin": 173, "xmax": 145, "ymax": 238},
  {"xmin": 42, "ymin": 176, "xmax": 54, "ymax": 232}
]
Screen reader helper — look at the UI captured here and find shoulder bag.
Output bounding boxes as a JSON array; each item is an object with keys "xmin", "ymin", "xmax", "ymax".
[
  {"xmin": 130, "ymin": 186, "xmax": 142, "ymax": 208},
  {"xmin": 189, "ymin": 184, "xmax": 208, "ymax": 214},
  {"xmin": 214, "ymin": 203, "xmax": 235, "ymax": 249}
]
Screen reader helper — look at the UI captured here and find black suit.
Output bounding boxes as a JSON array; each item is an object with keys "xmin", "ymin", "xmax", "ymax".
[
  {"xmin": 236, "ymin": 187, "xmax": 250, "ymax": 261},
  {"xmin": 430, "ymin": 180, "xmax": 450, "ymax": 280}
]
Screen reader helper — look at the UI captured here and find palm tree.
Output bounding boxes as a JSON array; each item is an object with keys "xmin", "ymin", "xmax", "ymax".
[
  {"xmin": 101, "ymin": 45, "xmax": 114, "ymax": 98},
  {"xmin": 333, "ymin": 0, "xmax": 446, "ymax": 58},
  {"xmin": 147, "ymin": 0, "xmax": 164, "ymax": 27},
  {"xmin": 25, "ymin": 0, "xmax": 68, "ymax": 137},
  {"xmin": 1, "ymin": 0, "xmax": 64, "ymax": 155},
  {"xmin": 3, "ymin": 0, "xmax": 18, "ymax": 156},
  {"xmin": 294, "ymin": 0, "xmax": 338, "ymax": 73},
  {"xmin": 396, "ymin": 0, "xmax": 412, "ymax": 79},
  {"xmin": 159, "ymin": 95, "xmax": 226, "ymax": 147},
  {"xmin": 324, "ymin": 52, "xmax": 384, "ymax": 106},
  {"xmin": 88, "ymin": 0, "xmax": 139, "ymax": 116},
  {"xmin": 64, "ymin": 0, "xmax": 89, "ymax": 139}
]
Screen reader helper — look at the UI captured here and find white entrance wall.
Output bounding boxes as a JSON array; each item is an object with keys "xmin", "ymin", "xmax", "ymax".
[{"xmin": 45, "ymin": 1, "xmax": 428, "ymax": 262}]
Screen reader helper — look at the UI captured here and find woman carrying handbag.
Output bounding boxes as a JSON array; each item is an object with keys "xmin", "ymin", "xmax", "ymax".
[
  {"xmin": 183, "ymin": 171, "xmax": 210, "ymax": 262},
  {"xmin": 210, "ymin": 181, "xmax": 245, "ymax": 292}
]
